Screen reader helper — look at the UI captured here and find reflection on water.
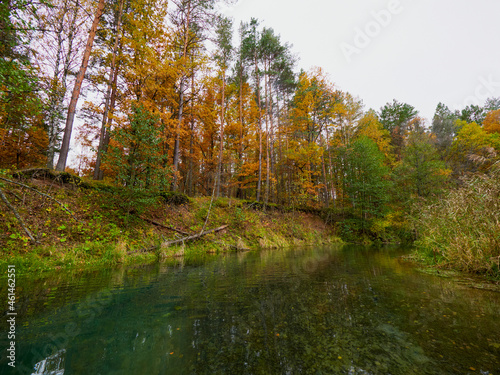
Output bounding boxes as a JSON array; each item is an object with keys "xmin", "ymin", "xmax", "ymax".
[{"xmin": 1, "ymin": 245, "xmax": 500, "ymax": 374}]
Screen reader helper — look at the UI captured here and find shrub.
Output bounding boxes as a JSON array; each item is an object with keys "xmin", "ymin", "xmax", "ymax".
[{"xmin": 158, "ymin": 191, "xmax": 190, "ymax": 205}]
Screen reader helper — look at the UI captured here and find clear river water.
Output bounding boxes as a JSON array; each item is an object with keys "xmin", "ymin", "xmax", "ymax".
[{"xmin": 1, "ymin": 245, "xmax": 500, "ymax": 375}]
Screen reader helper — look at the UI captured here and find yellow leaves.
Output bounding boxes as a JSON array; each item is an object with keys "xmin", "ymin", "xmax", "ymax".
[
  {"xmin": 356, "ymin": 110, "xmax": 394, "ymax": 164},
  {"xmin": 449, "ymin": 120, "xmax": 499, "ymax": 173},
  {"xmin": 284, "ymin": 142, "xmax": 324, "ymax": 170},
  {"xmin": 436, "ymin": 168, "xmax": 452, "ymax": 177},
  {"xmin": 291, "ymin": 68, "xmax": 343, "ymax": 139}
]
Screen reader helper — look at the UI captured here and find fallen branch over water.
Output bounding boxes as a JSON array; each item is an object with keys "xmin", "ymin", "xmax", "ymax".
[
  {"xmin": 126, "ymin": 225, "xmax": 230, "ymax": 256},
  {"xmin": 139, "ymin": 219, "xmax": 249, "ymax": 252},
  {"xmin": 161, "ymin": 225, "xmax": 229, "ymax": 247}
]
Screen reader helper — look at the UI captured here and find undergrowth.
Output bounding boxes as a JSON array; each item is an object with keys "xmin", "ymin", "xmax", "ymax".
[{"xmin": 413, "ymin": 165, "xmax": 500, "ymax": 278}]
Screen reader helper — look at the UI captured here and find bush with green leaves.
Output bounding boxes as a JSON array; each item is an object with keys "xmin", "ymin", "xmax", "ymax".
[
  {"xmin": 104, "ymin": 103, "xmax": 171, "ymax": 213},
  {"xmin": 342, "ymin": 136, "xmax": 392, "ymax": 235},
  {"xmin": 106, "ymin": 103, "xmax": 170, "ymax": 191}
]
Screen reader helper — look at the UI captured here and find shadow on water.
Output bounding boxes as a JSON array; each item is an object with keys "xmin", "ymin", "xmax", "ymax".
[{"xmin": 1, "ymin": 245, "xmax": 499, "ymax": 374}]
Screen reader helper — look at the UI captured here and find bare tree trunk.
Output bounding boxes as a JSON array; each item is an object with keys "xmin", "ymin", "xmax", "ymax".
[
  {"xmin": 96, "ymin": 60, "xmax": 120, "ymax": 180},
  {"xmin": 172, "ymin": 78, "xmax": 185, "ymax": 190},
  {"xmin": 46, "ymin": 14, "xmax": 65, "ymax": 169},
  {"xmin": 276, "ymin": 93, "xmax": 283, "ymax": 204},
  {"xmin": 172, "ymin": 2, "xmax": 191, "ymax": 191},
  {"xmin": 216, "ymin": 69, "xmax": 226, "ymax": 198},
  {"xmin": 94, "ymin": 0, "xmax": 124, "ymax": 180},
  {"xmin": 56, "ymin": 0, "xmax": 105, "ymax": 171},
  {"xmin": 264, "ymin": 60, "xmax": 270, "ymax": 205},
  {"xmin": 46, "ymin": 0, "xmax": 80, "ymax": 169},
  {"xmin": 255, "ymin": 51, "xmax": 262, "ymax": 202},
  {"xmin": 186, "ymin": 69, "xmax": 195, "ymax": 196},
  {"xmin": 236, "ymin": 63, "xmax": 245, "ymax": 199}
]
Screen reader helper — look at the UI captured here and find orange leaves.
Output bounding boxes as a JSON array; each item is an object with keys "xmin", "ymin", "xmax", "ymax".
[
  {"xmin": 483, "ymin": 109, "xmax": 500, "ymax": 134},
  {"xmin": 0, "ymin": 126, "xmax": 48, "ymax": 170}
]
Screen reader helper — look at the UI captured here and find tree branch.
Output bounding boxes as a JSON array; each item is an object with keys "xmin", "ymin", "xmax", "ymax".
[
  {"xmin": 0, "ymin": 177, "xmax": 80, "ymax": 222},
  {"xmin": 162, "ymin": 225, "xmax": 228, "ymax": 247},
  {"xmin": 0, "ymin": 186, "xmax": 36, "ymax": 243}
]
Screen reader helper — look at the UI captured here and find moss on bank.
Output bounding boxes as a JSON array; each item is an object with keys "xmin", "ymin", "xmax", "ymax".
[{"xmin": 0, "ymin": 173, "xmax": 341, "ymax": 277}]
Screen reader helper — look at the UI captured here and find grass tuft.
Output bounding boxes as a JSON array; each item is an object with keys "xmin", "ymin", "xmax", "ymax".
[{"xmin": 414, "ymin": 167, "xmax": 500, "ymax": 278}]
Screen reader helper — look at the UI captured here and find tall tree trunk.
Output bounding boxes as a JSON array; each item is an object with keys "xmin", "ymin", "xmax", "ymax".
[
  {"xmin": 46, "ymin": 0, "xmax": 80, "ymax": 169},
  {"xmin": 264, "ymin": 60, "xmax": 270, "ymax": 205},
  {"xmin": 173, "ymin": 78, "xmax": 185, "ymax": 189},
  {"xmin": 97, "ymin": 57, "xmax": 120, "ymax": 180},
  {"xmin": 255, "ymin": 51, "xmax": 262, "ymax": 202},
  {"xmin": 187, "ymin": 70, "xmax": 195, "ymax": 196},
  {"xmin": 276, "ymin": 93, "xmax": 283, "ymax": 204},
  {"xmin": 94, "ymin": 0, "xmax": 124, "ymax": 180},
  {"xmin": 46, "ymin": 13, "xmax": 64, "ymax": 170},
  {"xmin": 216, "ymin": 69, "xmax": 226, "ymax": 198},
  {"xmin": 56, "ymin": 0, "xmax": 105, "ymax": 171},
  {"xmin": 235, "ymin": 63, "xmax": 245, "ymax": 199},
  {"xmin": 172, "ymin": 2, "xmax": 191, "ymax": 191}
]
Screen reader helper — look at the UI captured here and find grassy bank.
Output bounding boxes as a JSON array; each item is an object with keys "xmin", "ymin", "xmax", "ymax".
[
  {"xmin": 412, "ymin": 166, "xmax": 500, "ymax": 279},
  {"xmin": 0, "ymin": 172, "xmax": 341, "ymax": 277}
]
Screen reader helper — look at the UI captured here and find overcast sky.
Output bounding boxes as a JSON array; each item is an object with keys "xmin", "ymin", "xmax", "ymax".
[{"xmin": 220, "ymin": 0, "xmax": 500, "ymax": 123}]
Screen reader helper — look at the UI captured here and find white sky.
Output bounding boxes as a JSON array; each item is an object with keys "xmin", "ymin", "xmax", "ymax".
[{"xmin": 221, "ymin": 0, "xmax": 500, "ymax": 123}]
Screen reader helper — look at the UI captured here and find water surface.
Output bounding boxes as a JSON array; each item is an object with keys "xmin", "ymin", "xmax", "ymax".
[{"xmin": 1, "ymin": 245, "xmax": 500, "ymax": 374}]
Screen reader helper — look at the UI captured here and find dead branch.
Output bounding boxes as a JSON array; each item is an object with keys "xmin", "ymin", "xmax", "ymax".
[
  {"xmin": 5, "ymin": 190, "xmax": 22, "ymax": 201},
  {"xmin": 0, "ymin": 177, "xmax": 80, "ymax": 222},
  {"xmin": 0, "ymin": 186, "xmax": 37, "ymax": 243},
  {"xmin": 162, "ymin": 225, "xmax": 228, "ymax": 247},
  {"xmin": 141, "ymin": 217, "xmax": 246, "ymax": 251},
  {"xmin": 140, "ymin": 216, "xmax": 190, "ymax": 235}
]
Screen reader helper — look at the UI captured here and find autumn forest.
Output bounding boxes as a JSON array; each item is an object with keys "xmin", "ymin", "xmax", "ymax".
[{"xmin": 1, "ymin": 0, "xmax": 500, "ymax": 275}]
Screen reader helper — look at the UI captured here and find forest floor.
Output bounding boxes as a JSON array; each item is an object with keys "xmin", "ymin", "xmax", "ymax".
[{"xmin": 0, "ymin": 171, "xmax": 341, "ymax": 277}]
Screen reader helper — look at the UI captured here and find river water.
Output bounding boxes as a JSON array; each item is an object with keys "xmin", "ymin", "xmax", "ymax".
[{"xmin": 1, "ymin": 245, "xmax": 499, "ymax": 374}]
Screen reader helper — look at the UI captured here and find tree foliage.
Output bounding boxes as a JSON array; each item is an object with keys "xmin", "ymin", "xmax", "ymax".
[
  {"xmin": 105, "ymin": 103, "xmax": 170, "ymax": 190},
  {"xmin": 342, "ymin": 136, "xmax": 391, "ymax": 234}
]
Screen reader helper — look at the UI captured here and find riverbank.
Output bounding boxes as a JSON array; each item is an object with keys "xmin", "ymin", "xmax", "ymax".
[
  {"xmin": 411, "ymin": 167, "xmax": 500, "ymax": 281},
  {"xmin": 0, "ymin": 172, "xmax": 341, "ymax": 277}
]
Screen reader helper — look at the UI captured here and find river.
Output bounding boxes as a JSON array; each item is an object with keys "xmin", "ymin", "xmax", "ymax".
[{"xmin": 1, "ymin": 245, "xmax": 499, "ymax": 374}]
